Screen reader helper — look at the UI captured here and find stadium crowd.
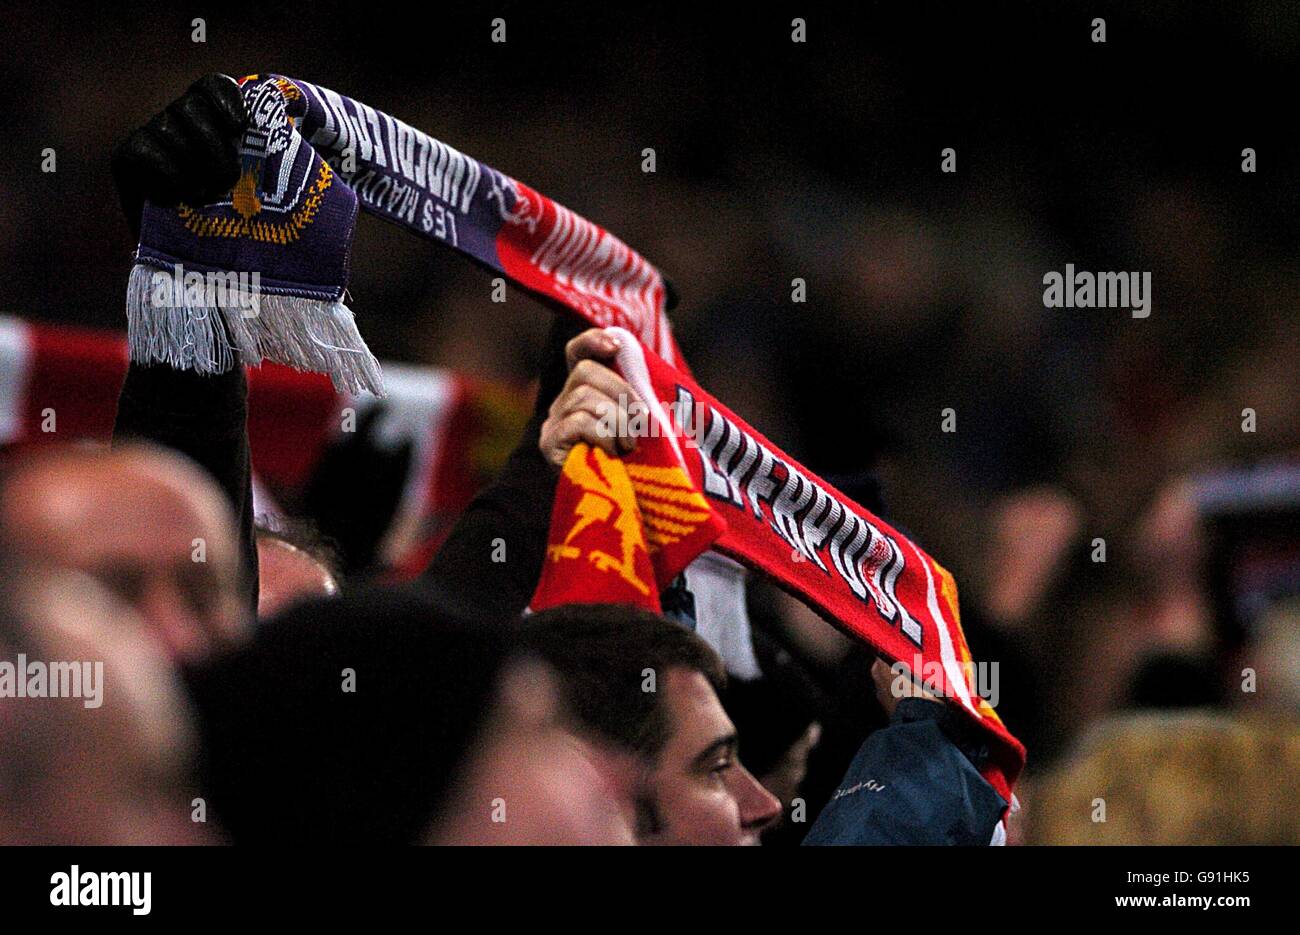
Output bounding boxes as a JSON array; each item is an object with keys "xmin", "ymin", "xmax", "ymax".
[{"xmin": 1, "ymin": 5, "xmax": 1298, "ymax": 845}]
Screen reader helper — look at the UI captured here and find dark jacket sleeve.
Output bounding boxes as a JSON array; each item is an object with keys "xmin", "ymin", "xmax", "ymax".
[
  {"xmin": 801, "ymin": 698, "xmax": 1007, "ymax": 846},
  {"xmin": 112, "ymin": 362, "xmax": 258, "ymax": 616},
  {"xmin": 419, "ymin": 316, "xmax": 583, "ymax": 620}
]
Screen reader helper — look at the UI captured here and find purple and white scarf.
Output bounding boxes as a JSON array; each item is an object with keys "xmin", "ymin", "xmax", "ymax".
[{"xmin": 127, "ymin": 74, "xmax": 681, "ymax": 395}]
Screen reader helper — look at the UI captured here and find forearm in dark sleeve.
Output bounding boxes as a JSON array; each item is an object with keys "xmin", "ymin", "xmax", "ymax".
[
  {"xmin": 112, "ymin": 362, "xmax": 258, "ymax": 616},
  {"xmin": 420, "ymin": 316, "xmax": 583, "ymax": 619}
]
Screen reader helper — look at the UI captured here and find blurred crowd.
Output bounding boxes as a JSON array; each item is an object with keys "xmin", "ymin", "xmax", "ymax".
[{"xmin": 1, "ymin": 2, "xmax": 1298, "ymax": 844}]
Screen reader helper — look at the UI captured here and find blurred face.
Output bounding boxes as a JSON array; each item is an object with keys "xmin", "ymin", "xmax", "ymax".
[
  {"xmin": 1, "ymin": 449, "xmax": 247, "ymax": 664},
  {"xmin": 641, "ymin": 668, "xmax": 781, "ymax": 845},
  {"xmin": 1, "ymin": 571, "xmax": 211, "ymax": 845},
  {"xmin": 256, "ymin": 536, "xmax": 338, "ymax": 618},
  {"xmin": 427, "ymin": 661, "xmax": 640, "ymax": 845}
]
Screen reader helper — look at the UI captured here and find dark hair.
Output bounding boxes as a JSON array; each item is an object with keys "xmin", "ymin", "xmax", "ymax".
[
  {"xmin": 515, "ymin": 604, "xmax": 726, "ymax": 761},
  {"xmin": 189, "ymin": 583, "xmax": 511, "ymax": 843}
]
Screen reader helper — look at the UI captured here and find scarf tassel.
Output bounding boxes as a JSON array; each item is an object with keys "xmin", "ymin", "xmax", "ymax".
[{"xmin": 125, "ymin": 263, "xmax": 384, "ymax": 396}]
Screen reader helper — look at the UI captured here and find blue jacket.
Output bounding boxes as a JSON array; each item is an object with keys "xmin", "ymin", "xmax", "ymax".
[{"xmin": 803, "ymin": 698, "xmax": 1007, "ymax": 846}]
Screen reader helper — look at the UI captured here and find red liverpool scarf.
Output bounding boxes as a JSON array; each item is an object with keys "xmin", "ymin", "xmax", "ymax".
[
  {"xmin": 531, "ymin": 328, "xmax": 1025, "ymax": 803},
  {"xmin": 529, "ymin": 443, "xmax": 725, "ymax": 608}
]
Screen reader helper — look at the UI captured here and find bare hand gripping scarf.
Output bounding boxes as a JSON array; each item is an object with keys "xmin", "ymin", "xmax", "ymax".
[{"xmin": 128, "ymin": 74, "xmax": 1025, "ymax": 801}]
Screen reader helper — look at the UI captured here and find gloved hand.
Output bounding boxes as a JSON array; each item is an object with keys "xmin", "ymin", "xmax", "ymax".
[{"xmin": 110, "ymin": 73, "xmax": 248, "ymax": 241}]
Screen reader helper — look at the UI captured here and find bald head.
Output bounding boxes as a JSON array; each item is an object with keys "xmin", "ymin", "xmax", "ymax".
[
  {"xmin": 0, "ymin": 444, "xmax": 249, "ymax": 663},
  {"xmin": 256, "ymin": 534, "xmax": 339, "ymax": 618}
]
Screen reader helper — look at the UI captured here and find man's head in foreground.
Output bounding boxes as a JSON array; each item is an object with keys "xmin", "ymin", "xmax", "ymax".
[
  {"xmin": 192, "ymin": 584, "xmax": 639, "ymax": 844},
  {"xmin": 516, "ymin": 604, "xmax": 782, "ymax": 845},
  {"xmin": 0, "ymin": 444, "xmax": 248, "ymax": 663}
]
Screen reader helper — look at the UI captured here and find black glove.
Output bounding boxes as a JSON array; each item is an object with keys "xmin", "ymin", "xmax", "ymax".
[
  {"xmin": 662, "ymin": 275, "xmax": 680, "ymax": 311},
  {"xmin": 110, "ymin": 74, "xmax": 248, "ymax": 241},
  {"xmin": 302, "ymin": 404, "xmax": 415, "ymax": 575}
]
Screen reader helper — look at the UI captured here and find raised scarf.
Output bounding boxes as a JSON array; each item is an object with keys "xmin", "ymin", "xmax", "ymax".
[
  {"xmin": 531, "ymin": 330, "xmax": 1025, "ymax": 803},
  {"xmin": 128, "ymin": 74, "xmax": 680, "ymax": 395},
  {"xmin": 127, "ymin": 74, "xmax": 1024, "ymax": 800}
]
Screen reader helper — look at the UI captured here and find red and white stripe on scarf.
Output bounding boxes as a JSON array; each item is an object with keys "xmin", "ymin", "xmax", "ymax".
[{"xmin": 0, "ymin": 313, "xmax": 522, "ymax": 570}]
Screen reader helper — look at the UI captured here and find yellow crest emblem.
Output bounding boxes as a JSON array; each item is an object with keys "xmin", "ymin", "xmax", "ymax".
[{"xmin": 547, "ymin": 446, "xmax": 652, "ymax": 595}]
